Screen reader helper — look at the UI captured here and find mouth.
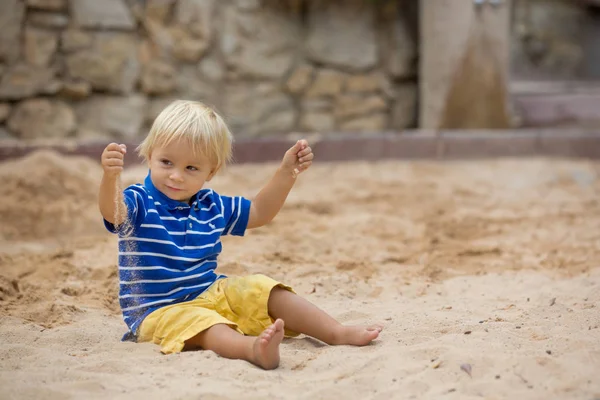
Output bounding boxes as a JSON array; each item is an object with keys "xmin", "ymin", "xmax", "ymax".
[{"xmin": 166, "ymin": 186, "xmax": 183, "ymax": 192}]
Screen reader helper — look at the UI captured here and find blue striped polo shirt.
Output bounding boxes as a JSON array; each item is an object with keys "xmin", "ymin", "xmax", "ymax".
[{"xmin": 104, "ymin": 172, "xmax": 251, "ymax": 340}]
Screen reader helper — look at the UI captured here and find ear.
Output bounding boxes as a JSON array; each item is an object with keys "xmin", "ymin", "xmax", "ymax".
[{"xmin": 205, "ymin": 167, "xmax": 218, "ymax": 182}]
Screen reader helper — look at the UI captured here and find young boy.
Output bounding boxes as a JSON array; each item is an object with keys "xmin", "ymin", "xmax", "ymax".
[{"xmin": 99, "ymin": 100, "xmax": 382, "ymax": 369}]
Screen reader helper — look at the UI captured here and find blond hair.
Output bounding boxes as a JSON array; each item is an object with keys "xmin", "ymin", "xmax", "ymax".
[{"xmin": 137, "ymin": 100, "xmax": 233, "ymax": 170}]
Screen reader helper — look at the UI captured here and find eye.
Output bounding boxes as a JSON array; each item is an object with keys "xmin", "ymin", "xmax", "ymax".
[
  {"xmin": 187, "ymin": 166, "xmax": 198, "ymax": 171},
  {"xmin": 161, "ymin": 159, "xmax": 172, "ymax": 166}
]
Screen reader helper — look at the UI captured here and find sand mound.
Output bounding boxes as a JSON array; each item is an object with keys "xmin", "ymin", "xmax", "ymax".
[
  {"xmin": 0, "ymin": 150, "xmax": 104, "ymax": 241},
  {"xmin": 0, "ymin": 242, "xmax": 120, "ymax": 329}
]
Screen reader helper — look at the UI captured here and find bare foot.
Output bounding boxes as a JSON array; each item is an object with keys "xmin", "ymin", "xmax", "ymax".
[
  {"xmin": 332, "ymin": 324, "xmax": 383, "ymax": 346},
  {"xmin": 251, "ymin": 318, "xmax": 285, "ymax": 370}
]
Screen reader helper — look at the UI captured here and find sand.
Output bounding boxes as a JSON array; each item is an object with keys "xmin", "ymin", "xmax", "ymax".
[{"xmin": 1, "ymin": 151, "xmax": 599, "ymax": 399}]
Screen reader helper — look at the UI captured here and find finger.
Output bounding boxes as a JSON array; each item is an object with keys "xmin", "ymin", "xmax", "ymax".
[
  {"xmin": 289, "ymin": 139, "xmax": 307, "ymax": 154},
  {"xmin": 104, "ymin": 151, "xmax": 125, "ymax": 160},
  {"xmin": 298, "ymin": 152, "xmax": 314, "ymax": 163},
  {"xmin": 298, "ymin": 139, "xmax": 308, "ymax": 149},
  {"xmin": 104, "ymin": 158, "xmax": 124, "ymax": 167},
  {"xmin": 105, "ymin": 143, "xmax": 127, "ymax": 154},
  {"xmin": 290, "ymin": 140, "xmax": 303, "ymax": 153},
  {"xmin": 298, "ymin": 161, "xmax": 312, "ymax": 170},
  {"xmin": 105, "ymin": 142, "xmax": 122, "ymax": 151},
  {"xmin": 105, "ymin": 150, "xmax": 125, "ymax": 157},
  {"xmin": 297, "ymin": 146, "xmax": 312, "ymax": 157}
]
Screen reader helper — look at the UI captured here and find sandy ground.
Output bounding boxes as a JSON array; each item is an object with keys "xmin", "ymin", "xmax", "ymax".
[{"xmin": 1, "ymin": 151, "xmax": 599, "ymax": 400}]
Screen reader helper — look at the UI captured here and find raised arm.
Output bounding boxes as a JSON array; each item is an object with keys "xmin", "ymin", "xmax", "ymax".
[
  {"xmin": 99, "ymin": 143, "xmax": 128, "ymax": 226},
  {"xmin": 247, "ymin": 139, "xmax": 314, "ymax": 229}
]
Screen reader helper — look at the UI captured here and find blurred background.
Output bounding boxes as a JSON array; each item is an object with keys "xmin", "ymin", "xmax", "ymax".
[{"xmin": 0, "ymin": 0, "xmax": 598, "ymax": 143}]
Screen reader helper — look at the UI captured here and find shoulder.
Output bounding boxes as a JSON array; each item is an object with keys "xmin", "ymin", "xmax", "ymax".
[
  {"xmin": 123, "ymin": 183, "xmax": 152, "ymax": 205},
  {"xmin": 197, "ymin": 188, "xmax": 218, "ymax": 199},
  {"xmin": 196, "ymin": 188, "xmax": 223, "ymax": 206},
  {"xmin": 123, "ymin": 183, "xmax": 148, "ymax": 195}
]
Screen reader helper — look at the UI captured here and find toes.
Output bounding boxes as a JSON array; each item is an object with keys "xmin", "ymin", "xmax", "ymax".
[
  {"xmin": 260, "ymin": 321, "xmax": 283, "ymax": 342},
  {"xmin": 273, "ymin": 319, "xmax": 285, "ymax": 331},
  {"xmin": 365, "ymin": 327, "xmax": 381, "ymax": 341},
  {"xmin": 260, "ymin": 330, "xmax": 272, "ymax": 341},
  {"xmin": 365, "ymin": 331, "xmax": 379, "ymax": 342}
]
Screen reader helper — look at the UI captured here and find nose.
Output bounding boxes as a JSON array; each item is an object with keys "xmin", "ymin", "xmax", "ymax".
[{"xmin": 169, "ymin": 170, "xmax": 183, "ymax": 182}]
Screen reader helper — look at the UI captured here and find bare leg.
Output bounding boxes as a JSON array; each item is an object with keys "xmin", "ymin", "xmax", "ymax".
[
  {"xmin": 268, "ymin": 287, "xmax": 382, "ymax": 346},
  {"xmin": 186, "ymin": 319, "xmax": 285, "ymax": 370}
]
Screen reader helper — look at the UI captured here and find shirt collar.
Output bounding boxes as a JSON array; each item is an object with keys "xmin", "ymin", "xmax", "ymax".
[{"xmin": 144, "ymin": 171, "xmax": 192, "ymax": 210}]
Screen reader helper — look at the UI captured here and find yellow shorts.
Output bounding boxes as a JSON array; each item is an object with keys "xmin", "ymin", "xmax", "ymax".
[{"xmin": 138, "ymin": 274, "xmax": 299, "ymax": 354}]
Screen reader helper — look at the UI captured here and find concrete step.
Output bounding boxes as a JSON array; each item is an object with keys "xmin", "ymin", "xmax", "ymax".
[{"xmin": 511, "ymin": 80, "xmax": 600, "ymax": 127}]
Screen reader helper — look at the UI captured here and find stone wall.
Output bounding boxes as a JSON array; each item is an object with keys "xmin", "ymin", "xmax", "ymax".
[
  {"xmin": 0, "ymin": 0, "xmax": 418, "ymax": 142},
  {"xmin": 511, "ymin": 0, "xmax": 600, "ymax": 80}
]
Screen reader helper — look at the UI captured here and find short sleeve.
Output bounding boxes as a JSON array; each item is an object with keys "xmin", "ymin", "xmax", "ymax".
[
  {"xmin": 103, "ymin": 187, "xmax": 147, "ymax": 235},
  {"xmin": 220, "ymin": 195, "xmax": 251, "ymax": 236}
]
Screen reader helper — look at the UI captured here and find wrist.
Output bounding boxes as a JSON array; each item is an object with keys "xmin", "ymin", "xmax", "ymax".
[
  {"xmin": 277, "ymin": 164, "xmax": 297, "ymax": 178},
  {"xmin": 102, "ymin": 170, "xmax": 120, "ymax": 181}
]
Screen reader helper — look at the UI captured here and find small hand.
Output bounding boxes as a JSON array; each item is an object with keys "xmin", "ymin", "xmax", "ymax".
[
  {"xmin": 282, "ymin": 139, "xmax": 313, "ymax": 177},
  {"xmin": 101, "ymin": 142, "xmax": 127, "ymax": 177}
]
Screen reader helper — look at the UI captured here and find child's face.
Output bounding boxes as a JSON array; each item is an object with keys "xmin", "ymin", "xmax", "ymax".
[{"xmin": 148, "ymin": 138, "xmax": 216, "ymax": 203}]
